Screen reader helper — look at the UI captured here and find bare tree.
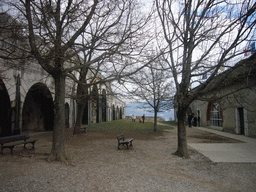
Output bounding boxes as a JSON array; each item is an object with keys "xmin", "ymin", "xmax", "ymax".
[
  {"xmin": 155, "ymin": 0, "xmax": 256, "ymax": 158},
  {"xmin": 3, "ymin": 0, "xmax": 151, "ymax": 162},
  {"xmin": 65, "ymin": 1, "xmax": 152, "ymax": 134},
  {"xmin": 127, "ymin": 53, "xmax": 174, "ymax": 131}
]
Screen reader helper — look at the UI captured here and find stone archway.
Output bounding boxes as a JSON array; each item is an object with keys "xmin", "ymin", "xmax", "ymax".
[
  {"xmin": 0, "ymin": 79, "xmax": 12, "ymax": 137},
  {"xmin": 22, "ymin": 83, "xmax": 54, "ymax": 132}
]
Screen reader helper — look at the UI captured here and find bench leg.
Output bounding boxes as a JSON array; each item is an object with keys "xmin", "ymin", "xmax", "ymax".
[
  {"xmin": 24, "ymin": 142, "xmax": 36, "ymax": 150},
  {"xmin": 1, "ymin": 146, "xmax": 14, "ymax": 155},
  {"xmin": 118, "ymin": 142, "xmax": 132, "ymax": 150},
  {"xmin": 10, "ymin": 146, "xmax": 14, "ymax": 155}
]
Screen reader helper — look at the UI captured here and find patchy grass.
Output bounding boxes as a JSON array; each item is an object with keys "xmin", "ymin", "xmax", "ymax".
[
  {"xmin": 86, "ymin": 119, "xmax": 173, "ymax": 140},
  {"xmin": 159, "ymin": 120, "xmax": 178, "ymax": 126}
]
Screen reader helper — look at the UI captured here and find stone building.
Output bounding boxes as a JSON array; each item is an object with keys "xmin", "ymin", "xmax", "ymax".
[
  {"xmin": 0, "ymin": 60, "xmax": 126, "ymax": 137},
  {"xmin": 174, "ymin": 55, "xmax": 256, "ymax": 137},
  {"xmin": 189, "ymin": 81, "xmax": 256, "ymax": 137}
]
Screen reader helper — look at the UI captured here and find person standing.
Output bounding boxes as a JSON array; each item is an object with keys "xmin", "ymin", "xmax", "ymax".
[{"xmin": 142, "ymin": 114, "xmax": 145, "ymax": 123}]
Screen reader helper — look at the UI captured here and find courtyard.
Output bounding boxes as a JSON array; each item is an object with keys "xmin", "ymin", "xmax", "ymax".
[{"xmin": 0, "ymin": 120, "xmax": 256, "ymax": 191}]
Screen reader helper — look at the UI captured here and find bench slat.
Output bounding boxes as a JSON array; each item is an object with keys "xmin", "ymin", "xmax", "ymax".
[
  {"xmin": 4, "ymin": 139, "xmax": 37, "ymax": 147},
  {"xmin": 0, "ymin": 134, "xmax": 29, "ymax": 144},
  {"xmin": 4, "ymin": 141, "xmax": 27, "ymax": 147}
]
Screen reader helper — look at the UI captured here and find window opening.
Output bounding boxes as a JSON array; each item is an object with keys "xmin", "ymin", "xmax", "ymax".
[{"xmin": 210, "ymin": 102, "xmax": 222, "ymax": 127}]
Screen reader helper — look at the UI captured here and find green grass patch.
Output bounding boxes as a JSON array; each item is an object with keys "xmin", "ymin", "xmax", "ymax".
[{"xmin": 86, "ymin": 119, "xmax": 173, "ymax": 140}]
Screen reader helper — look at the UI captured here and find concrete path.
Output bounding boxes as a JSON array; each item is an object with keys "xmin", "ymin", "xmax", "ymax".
[{"xmin": 188, "ymin": 127, "xmax": 256, "ymax": 163}]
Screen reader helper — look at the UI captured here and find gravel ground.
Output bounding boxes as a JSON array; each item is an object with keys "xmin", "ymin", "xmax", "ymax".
[{"xmin": 0, "ymin": 125, "xmax": 256, "ymax": 192}]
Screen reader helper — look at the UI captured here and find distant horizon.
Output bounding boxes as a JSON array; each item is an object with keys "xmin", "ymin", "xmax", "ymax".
[{"xmin": 125, "ymin": 102, "xmax": 174, "ymax": 121}]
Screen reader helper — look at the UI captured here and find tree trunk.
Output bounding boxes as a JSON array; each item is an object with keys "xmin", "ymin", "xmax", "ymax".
[
  {"xmin": 174, "ymin": 106, "xmax": 190, "ymax": 159},
  {"xmin": 73, "ymin": 82, "xmax": 88, "ymax": 134},
  {"xmin": 48, "ymin": 75, "xmax": 67, "ymax": 162},
  {"xmin": 154, "ymin": 109, "xmax": 157, "ymax": 132},
  {"xmin": 73, "ymin": 101, "xmax": 85, "ymax": 134}
]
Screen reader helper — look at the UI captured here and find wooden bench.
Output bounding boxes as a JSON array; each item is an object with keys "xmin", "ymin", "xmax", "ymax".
[
  {"xmin": 0, "ymin": 134, "xmax": 38, "ymax": 155},
  {"xmin": 116, "ymin": 134, "xmax": 133, "ymax": 150}
]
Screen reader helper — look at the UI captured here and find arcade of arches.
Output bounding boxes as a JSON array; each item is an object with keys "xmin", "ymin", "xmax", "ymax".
[
  {"xmin": 81, "ymin": 87, "xmax": 123, "ymax": 125},
  {"xmin": 1, "ymin": 79, "xmax": 125, "ymax": 136}
]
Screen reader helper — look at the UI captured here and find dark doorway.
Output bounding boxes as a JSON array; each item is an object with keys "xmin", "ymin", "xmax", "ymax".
[
  {"xmin": 22, "ymin": 83, "xmax": 54, "ymax": 132},
  {"xmin": 120, "ymin": 107, "xmax": 122, "ymax": 119},
  {"xmin": 65, "ymin": 103, "xmax": 70, "ymax": 128},
  {"xmin": 0, "ymin": 79, "xmax": 12, "ymax": 137},
  {"xmin": 112, "ymin": 105, "xmax": 116, "ymax": 120},
  {"xmin": 102, "ymin": 89, "xmax": 107, "ymax": 122},
  {"xmin": 116, "ymin": 106, "xmax": 119, "ymax": 120},
  {"xmin": 96, "ymin": 104, "xmax": 99, "ymax": 123},
  {"xmin": 197, "ymin": 110, "xmax": 201, "ymax": 127},
  {"xmin": 237, "ymin": 107, "xmax": 245, "ymax": 135}
]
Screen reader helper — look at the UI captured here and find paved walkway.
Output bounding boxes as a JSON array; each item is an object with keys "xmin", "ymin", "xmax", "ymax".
[{"xmin": 188, "ymin": 127, "xmax": 256, "ymax": 163}]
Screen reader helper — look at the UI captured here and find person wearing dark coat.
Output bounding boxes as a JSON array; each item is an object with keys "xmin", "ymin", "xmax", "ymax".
[{"xmin": 142, "ymin": 114, "xmax": 145, "ymax": 123}]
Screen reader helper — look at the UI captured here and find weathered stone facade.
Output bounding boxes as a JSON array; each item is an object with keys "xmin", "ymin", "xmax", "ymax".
[
  {"xmin": 174, "ymin": 59, "xmax": 256, "ymax": 137},
  {"xmin": 0, "ymin": 62, "xmax": 126, "ymax": 137},
  {"xmin": 189, "ymin": 82, "xmax": 256, "ymax": 137}
]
